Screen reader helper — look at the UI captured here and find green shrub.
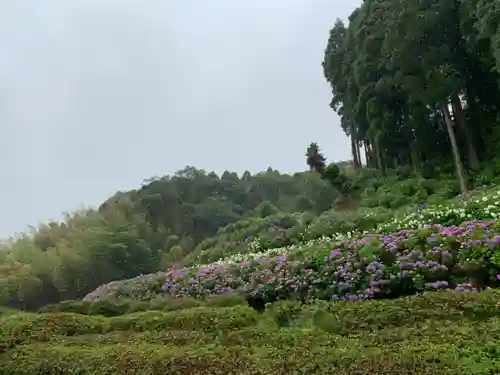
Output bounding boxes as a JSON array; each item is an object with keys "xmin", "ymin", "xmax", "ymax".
[
  {"xmin": 0, "ymin": 312, "xmax": 104, "ymax": 344},
  {"xmin": 37, "ymin": 294, "xmax": 248, "ymax": 319},
  {"xmin": 103, "ymin": 306, "xmax": 258, "ymax": 333},
  {"xmin": 268, "ymin": 300, "xmax": 303, "ymax": 327},
  {"xmin": 87, "ymin": 300, "xmax": 129, "ymax": 317},
  {"xmin": 38, "ymin": 300, "xmax": 91, "ymax": 315},
  {"xmin": 187, "ymin": 213, "xmax": 304, "ymax": 265},
  {"xmin": 4, "ymin": 291, "xmax": 500, "ymax": 374},
  {"xmin": 0, "ymin": 307, "xmax": 17, "ymax": 316},
  {"xmin": 0, "ymin": 343, "xmax": 252, "ymax": 375}
]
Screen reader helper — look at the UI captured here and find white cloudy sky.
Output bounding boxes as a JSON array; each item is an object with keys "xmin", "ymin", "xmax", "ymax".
[{"xmin": 0, "ymin": 0, "xmax": 359, "ymax": 237}]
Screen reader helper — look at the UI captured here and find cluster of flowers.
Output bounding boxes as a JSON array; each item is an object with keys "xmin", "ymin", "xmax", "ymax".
[
  {"xmin": 163, "ymin": 220, "xmax": 500, "ymax": 301},
  {"xmin": 376, "ymin": 190, "xmax": 500, "ymax": 232},
  {"xmin": 200, "ymin": 188, "xmax": 500, "ymax": 267},
  {"xmin": 208, "ymin": 235, "xmax": 346, "ymax": 266}
]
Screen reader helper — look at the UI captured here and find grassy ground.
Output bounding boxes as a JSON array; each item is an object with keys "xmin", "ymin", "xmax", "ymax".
[{"xmin": 2, "ymin": 290, "xmax": 500, "ymax": 374}]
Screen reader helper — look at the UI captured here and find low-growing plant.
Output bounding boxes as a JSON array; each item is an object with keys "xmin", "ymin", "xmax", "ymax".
[
  {"xmin": 160, "ymin": 220, "xmax": 500, "ymax": 305},
  {"xmin": 81, "ymin": 186, "xmax": 500, "ymax": 305},
  {"xmin": 5, "ymin": 290, "xmax": 500, "ymax": 374}
]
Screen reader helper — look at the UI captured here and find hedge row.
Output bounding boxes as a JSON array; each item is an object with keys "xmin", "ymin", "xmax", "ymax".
[
  {"xmin": 0, "ymin": 342, "xmax": 468, "ymax": 375},
  {"xmin": 3, "ymin": 290, "xmax": 500, "ymax": 374},
  {"xmin": 38, "ymin": 293, "xmax": 247, "ymax": 317},
  {"xmin": 5, "ymin": 290, "xmax": 500, "ymax": 342},
  {"xmin": 1, "ymin": 305, "xmax": 258, "ymax": 347}
]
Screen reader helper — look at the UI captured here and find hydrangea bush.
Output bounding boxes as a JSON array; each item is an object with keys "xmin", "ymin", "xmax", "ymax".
[
  {"xmin": 376, "ymin": 189, "xmax": 500, "ymax": 232},
  {"xmin": 212, "ymin": 235, "xmax": 348, "ymax": 266},
  {"xmin": 162, "ymin": 220, "xmax": 500, "ymax": 302},
  {"xmin": 206, "ymin": 188, "xmax": 500, "ymax": 266},
  {"xmin": 84, "ymin": 187, "xmax": 500, "ymax": 302}
]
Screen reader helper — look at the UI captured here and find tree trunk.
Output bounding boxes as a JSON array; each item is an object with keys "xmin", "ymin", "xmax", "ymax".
[
  {"xmin": 465, "ymin": 83, "xmax": 486, "ymax": 155},
  {"xmin": 355, "ymin": 139, "xmax": 362, "ymax": 167},
  {"xmin": 364, "ymin": 139, "xmax": 370, "ymax": 168},
  {"xmin": 410, "ymin": 131, "xmax": 419, "ymax": 172},
  {"xmin": 369, "ymin": 139, "xmax": 376, "ymax": 169},
  {"xmin": 350, "ymin": 132, "xmax": 360, "ymax": 169},
  {"xmin": 442, "ymin": 103, "xmax": 468, "ymax": 193},
  {"xmin": 366, "ymin": 139, "xmax": 374, "ymax": 168},
  {"xmin": 410, "ymin": 150, "xmax": 419, "ymax": 173},
  {"xmin": 374, "ymin": 134, "xmax": 385, "ymax": 175},
  {"xmin": 451, "ymin": 94, "xmax": 479, "ymax": 170}
]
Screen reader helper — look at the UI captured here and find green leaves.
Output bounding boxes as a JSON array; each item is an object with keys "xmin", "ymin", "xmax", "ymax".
[{"xmin": 323, "ymin": 0, "xmax": 500, "ymax": 186}]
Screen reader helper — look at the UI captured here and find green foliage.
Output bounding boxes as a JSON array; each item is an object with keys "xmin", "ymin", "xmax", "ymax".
[
  {"xmin": 303, "ymin": 208, "xmax": 390, "ymax": 240},
  {"xmin": 255, "ymin": 201, "xmax": 280, "ymax": 218},
  {"xmin": 0, "ymin": 161, "xmax": 488, "ymax": 312},
  {"xmin": 322, "ymin": 163, "xmax": 354, "ymax": 194},
  {"xmin": 305, "ymin": 142, "xmax": 326, "ymax": 173},
  {"xmin": 359, "ymin": 176, "xmax": 446, "ymax": 209},
  {"xmin": 322, "ymin": 0, "xmax": 500, "ymax": 193},
  {"xmin": 184, "ymin": 213, "xmax": 305, "ymax": 265},
  {"xmin": 38, "ymin": 294, "xmax": 248, "ymax": 317},
  {"xmin": 0, "ymin": 168, "xmax": 338, "ymax": 310},
  {"xmin": 4, "ymin": 291, "xmax": 500, "ymax": 374},
  {"xmin": 6, "ymin": 0, "xmax": 500, "ymax": 371},
  {"xmin": 83, "ymin": 185, "xmax": 500, "ymax": 304},
  {"xmin": 6, "ymin": 5, "xmax": 500, "ymax": 372}
]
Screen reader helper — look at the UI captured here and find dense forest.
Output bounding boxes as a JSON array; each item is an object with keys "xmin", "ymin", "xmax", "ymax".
[
  {"xmin": 0, "ymin": 167, "xmax": 342, "ymax": 309},
  {"xmin": 321, "ymin": 0, "xmax": 500, "ymax": 192},
  {"xmin": 2, "ymin": 0, "xmax": 500, "ymax": 313}
]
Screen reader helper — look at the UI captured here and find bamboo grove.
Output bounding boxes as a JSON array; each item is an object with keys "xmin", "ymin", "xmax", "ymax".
[{"xmin": 322, "ymin": 0, "xmax": 500, "ymax": 192}]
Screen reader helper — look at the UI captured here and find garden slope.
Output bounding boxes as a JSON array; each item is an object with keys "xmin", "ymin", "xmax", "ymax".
[
  {"xmin": 81, "ymin": 186, "xmax": 500, "ymax": 303},
  {"xmin": 3, "ymin": 290, "xmax": 500, "ymax": 374}
]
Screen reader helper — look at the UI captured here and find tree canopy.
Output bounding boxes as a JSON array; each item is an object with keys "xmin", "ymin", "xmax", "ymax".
[
  {"xmin": 0, "ymin": 167, "xmax": 340, "ymax": 310},
  {"xmin": 322, "ymin": 0, "xmax": 500, "ymax": 191}
]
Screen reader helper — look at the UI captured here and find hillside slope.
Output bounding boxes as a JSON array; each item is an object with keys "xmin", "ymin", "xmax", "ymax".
[
  {"xmin": 2, "ymin": 290, "xmax": 500, "ymax": 374},
  {"xmin": 0, "ymin": 163, "xmax": 463, "ymax": 311},
  {"xmin": 78, "ymin": 184, "xmax": 500, "ymax": 304}
]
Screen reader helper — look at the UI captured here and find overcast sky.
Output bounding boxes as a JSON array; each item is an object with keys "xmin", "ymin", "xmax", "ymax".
[{"xmin": 0, "ymin": 0, "xmax": 359, "ymax": 237}]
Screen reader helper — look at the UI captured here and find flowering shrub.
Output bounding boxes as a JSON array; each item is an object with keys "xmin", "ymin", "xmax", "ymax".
[
  {"xmin": 83, "ymin": 187, "xmax": 500, "ymax": 303},
  {"xmin": 376, "ymin": 189, "xmax": 500, "ymax": 232},
  {"xmin": 207, "ymin": 187, "xmax": 500, "ymax": 266},
  {"xmin": 300, "ymin": 208, "xmax": 390, "ymax": 241},
  {"xmin": 189, "ymin": 213, "xmax": 305, "ymax": 266},
  {"xmin": 162, "ymin": 220, "xmax": 500, "ymax": 302},
  {"xmin": 211, "ymin": 235, "xmax": 349, "ymax": 266},
  {"xmin": 83, "ymin": 272, "xmax": 167, "ymax": 302}
]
